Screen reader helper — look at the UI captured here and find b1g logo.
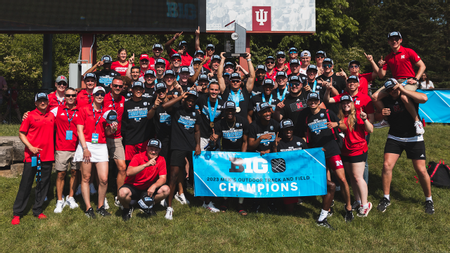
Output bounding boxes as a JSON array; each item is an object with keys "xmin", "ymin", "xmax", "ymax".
[
  {"xmin": 229, "ymin": 157, "xmax": 286, "ymax": 173},
  {"xmin": 166, "ymin": 2, "xmax": 197, "ymax": 20},
  {"xmin": 252, "ymin": 6, "xmax": 271, "ymax": 31}
]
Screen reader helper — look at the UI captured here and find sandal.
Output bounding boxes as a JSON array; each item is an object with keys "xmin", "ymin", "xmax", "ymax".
[{"xmin": 238, "ymin": 209, "xmax": 248, "ymax": 216}]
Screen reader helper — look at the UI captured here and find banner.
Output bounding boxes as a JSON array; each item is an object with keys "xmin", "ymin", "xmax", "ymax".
[
  {"xmin": 418, "ymin": 89, "xmax": 450, "ymax": 123},
  {"xmin": 193, "ymin": 148, "xmax": 327, "ymax": 198}
]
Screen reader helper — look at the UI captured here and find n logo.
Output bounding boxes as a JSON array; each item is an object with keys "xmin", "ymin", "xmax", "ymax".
[{"xmin": 252, "ymin": 6, "xmax": 271, "ymax": 31}]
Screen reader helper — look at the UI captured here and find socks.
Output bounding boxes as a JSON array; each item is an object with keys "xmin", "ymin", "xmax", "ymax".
[
  {"xmin": 363, "ymin": 203, "xmax": 369, "ymax": 209},
  {"xmin": 384, "ymin": 195, "xmax": 390, "ymax": 201},
  {"xmin": 318, "ymin": 209, "xmax": 328, "ymax": 222},
  {"xmin": 426, "ymin": 196, "xmax": 432, "ymax": 202}
]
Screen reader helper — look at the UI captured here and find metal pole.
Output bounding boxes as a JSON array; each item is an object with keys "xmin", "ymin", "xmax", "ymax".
[{"xmin": 42, "ymin": 34, "xmax": 53, "ymax": 93}]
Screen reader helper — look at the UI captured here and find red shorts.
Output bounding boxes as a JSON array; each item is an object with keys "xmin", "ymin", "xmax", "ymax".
[
  {"xmin": 283, "ymin": 197, "xmax": 298, "ymax": 205},
  {"xmin": 326, "ymin": 155, "xmax": 344, "ymax": 171},
  {"xmin": 125, "ymin": 141, "xmax": 149, "ymax": 161}
]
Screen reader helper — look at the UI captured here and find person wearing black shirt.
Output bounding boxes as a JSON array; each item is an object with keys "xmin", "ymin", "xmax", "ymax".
[
  {"xmin": 197, "ymin": 82, "xmax": 224, "ymax": 151},
  {"xmin": 372, "ymin": 79, "xmax": 434, "ymax": 214},
  {"xmin": 84, "ymin": 55, "xmax": 120, "ymax": 94},
  {"xmin": 162, "ymin": 90, "xmax": 202, "ymax": 220},
  {"xmin": 248, "ymin": 102, "xmax": 279, "ymax": 154},
  {"xmin": 273, "ymin": 71, "xmax": 289, "ymax": 102},
  {"xmin": 318, "ymin": 58, "xmax": 346, "ymax": 115},
  {"xmin": 178, "ymin": 67, "xmax": 195, "ymax": 92},
  {"xmin": 304, "ymin": 92, "xmax": 351, "ymax": 228},
  {"xmin": 163, "ymin": 70, "xmax": 182, "ymax": 97},
  {"xmin": 196, "ymin": 74, "xmax": 210, "ymax": 97},
  {"xmin": 249, "ymin": 79, "xmax": 280, "ymax": 124},
  {"xmin": 143, "ymin": 70, "xmax": 156, "ymax": 99},
  {"xmin": 154, "ymin": 59, "xmax": 166, "ymax": 83},
  {"xmin": 252, "ymin": 65, "xmax": 266, "ymax": 97},
  {"xmin": 288, "ymin": 59, "xmax": 308, "ymax": 84}
]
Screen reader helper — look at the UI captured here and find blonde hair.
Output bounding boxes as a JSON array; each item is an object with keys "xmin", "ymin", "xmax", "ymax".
[{"xmin": 338, "ymin": 101, "xmax": 356, "ymax": 132}]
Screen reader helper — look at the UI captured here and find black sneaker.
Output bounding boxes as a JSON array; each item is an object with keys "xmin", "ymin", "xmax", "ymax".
[
  {"xmin": 317, "ymin": 218, "xmax": 335, "ymax": 230},
  {"xmin": 377, "ymin": 197, "xmax": 391, "ymax": 212},
  {"xmin": 85, "ymin": 207, "xmax": 96, "ymax": 219},
  {"xmin": 327, "ymin": 207, "xmax": 334, "ymax": 217},
  {"xmin": 122, "ymin": 207, "xmax": 133, "ymax": 221},
  {"xmin": 330, "ymin": 199, "xmax": 335, "ymax": 207},
  {"xmin": 351, "ymin": 201, "xmax": 361, "ymax": 211},
  {"xmin": 96, "ymin": 206, "xmax": 111, "ymax": 217},
  {"xmin": 146, "ymin": 208, "xmax": 157, "ymax": 216},
  {"xmin": 424, "ymin": 200, "xmax": 435, "ymax": 214},
  {"xmin": 345, "ymin": 209, "xmax": 354, "ymax": 222}
]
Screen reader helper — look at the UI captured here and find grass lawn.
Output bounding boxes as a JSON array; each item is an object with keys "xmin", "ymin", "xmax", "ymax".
[{"xmin": 1, "ymin": 124, "xmax": 450, "ymax": 252}]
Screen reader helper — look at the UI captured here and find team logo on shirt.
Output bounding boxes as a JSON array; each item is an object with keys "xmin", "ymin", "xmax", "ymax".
[
  {"xmin": 236, "ymin": 123, "xmax": 240, "ymax": 127},
  {"xmin": 308, "ymin": 119, "xmax": 328, "ymax": 134},
  {"xmin": 269, "ymin": 126, "xmax": 273, "ymax": 130},
  {"xmin": 320, "ymin": 113, "xmax": 324, "ymax": 117},
  {"xmin": 159, "ymin": 113, "xmax": 171, "ymax": 125},
  {"xmin": 223, "ymin": 129, "xmax": 243, "ymax": 142},
  {"xmin": 256, "ymin": 132, "xmax": 275, "ymax": 145},
  {"xmin": 143, "ymin": 102, "xmax": 148, "ymax": 106},
  {"xmin": 355, "ymin": 100, "xmax": 360, "ymax": 105},
  {"xmin": 401, "ymin": 55, "xmax": 405, "ymax": 59},
  {"xmin": 178, "ymin": 115, "xmax": 196, "ymax": 129},
  {"xmin": 297, "ymin": 142, "xmax": 301, "ymax": 146}
]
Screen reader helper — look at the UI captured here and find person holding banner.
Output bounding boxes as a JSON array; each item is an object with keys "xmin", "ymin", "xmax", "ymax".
[
  {"xmin": 337, "ymin": 95, "xmax": 374, "ymax": 217},
  {"xmin": 304, "ymin": 92, "xmax": 353, "ymax": 225},
  {"xmin": 162, "ymin": 90, "xmax": 202, "ymax": 220},
  {"xmin": 248, "ymin": 102, "xmax": 279, "ymax": 155},
  {"xmin": 248, "ymin": 79, "xmax": 280, "ymax": 124}
]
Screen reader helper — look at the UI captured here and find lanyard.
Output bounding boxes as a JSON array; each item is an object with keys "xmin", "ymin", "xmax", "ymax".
[
  {"xmin": 262, "ymin": 93, "xmax": 273, "ymax": 104},
  {"xmin": 311, "ymin": 80, "xmax": 317, "ymax": 93},
  {"xmin": 207, "ymin": 97, "xmax": 218, "ymax": 122},
  {"xmin": 65, "ymin": 108, "xmax": 77, "ymax": 130},
  {"xmin": 110, "ymin": 93, "xmax": 116, "ymax": 110},
  {"xmin": 277, "ymin": 86, "xmax": 288, "ymax": 101},
  {"xmin": 88, "ymin": 92, "xmax": 92, "ymax": 103},
  {"xmin": 229, "ymin": 89, "xmax": 241, "ymax": 107},
  {"xmin": 35, "ymin": 153, "xmax": 41, "ymax": 182},
  {"xmin": 92, "ymin": 103, "xmax": 103, "ymax": 133},
  {"xmin": 57, "ymin": 96, "xmax": 65, "ymax": 106}
]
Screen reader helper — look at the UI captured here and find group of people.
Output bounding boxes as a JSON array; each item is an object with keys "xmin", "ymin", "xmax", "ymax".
[{"xmin": 11, "ymin": 30, "xmax": 435, "ymax": 230}]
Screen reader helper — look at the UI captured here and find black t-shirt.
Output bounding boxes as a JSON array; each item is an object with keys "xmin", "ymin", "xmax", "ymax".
[
  {"xmin": 222, "ymin": 87, "xmax": 251, "ymax": 121},
  {"xmin": 250, "ymin": 93, "xmax": 280, "ymax": 122},
  {"xmin": 251, "ymin": 82, "xmax": 264, "ymax": 97},
  {"xmin": 196, "ymin": 96, "xmax": 224, "ymax": 138},
  {"xmin": 382, "ymin": 96, "xmax": 418, "ymax": 138},
  {"xmin": 153, "ymin": 103, "xmax": 172, "ymax": 142},
  {"xmin": 277, "ymin": 135, "xmax": 308, "ymax": 152},
  {"xmin": 248, "ymin": 119, "xmax": 279, "ymax": 152},
  {"xmin": 122, "ymin": 98, "xmax": 152, "ymax": 145},
  {"xmin": 272, "ymin": 85, "xmax": 290, "ymax": 102},
  {"xmin": 143, "ymin": 85, "xmax": 155, "ymax": 99},
  {"xmin": 305, "ymin": 109, "xmax": 340, "ymax": 158},
  {"xmin": 215, "ymin": 115, "xmax": 249, "ymax": 151},
  {"xmin": 318, "ymin": 73, "xmax": 346, "ymax": 115},
  {"xmin": 169, "ymin": 101, "xmax": 202, "ymax": 151},
  {"xmin": 281, "ymin": 91, "xmax": 310, "ymax": 126},
  {"xmin": 94, "ymin": 69, "xmax": 120, "ymax": 93}
]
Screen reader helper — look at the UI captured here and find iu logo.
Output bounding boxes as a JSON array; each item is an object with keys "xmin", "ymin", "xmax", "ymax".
[{"xmin": 252, "ymin": 6, "xmax": 271, "ymax": 31}]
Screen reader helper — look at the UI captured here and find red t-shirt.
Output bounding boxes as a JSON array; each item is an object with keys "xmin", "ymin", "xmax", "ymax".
[
  {"xmin": 74, "ymin": 104, "xmax": 108, "ymax": 144},
  {"xmin": 275, "ymin": 63, "xmax": 291, "ymax": 75},
  {"xmin": 332, "ymin": 91, "xmax": 374, "ymax": 114},
  {"xmin": 125, "ymin": 154, "xmax": 167, "ymax": 190},
  {"xmin": 203, "ymin": 59, "xmax": 211, "ymax": 70},
  {"xmin": 168, "ymin": 48, "xmax": 193, "ymax": 67},
  {"xmin": 342, "ymin": 113, "xmax": 368, "ymax": 157},
  {"xmin": 76, "ymin": 89, "xmax": 94, "ymax": 108},
  {"xmin": 357, "ymin": 72, "xmax": 373, "ymax": 95},
  {"xmin": 265, "ymin": 71, "xmax": 277, "ymax": 81},
  {"xmin": 148, "ymin": 57, "xmax": 171, "ymax": 71},
  {"xmin": 51, "ymin": 105, "xmax": 80, "ymax": 151},
  {"xmin": 103, "ymin": 92, "xmax": 125, "ymax": 139},
  {"xmin": 382, "ymin": 46, "xmax": 421, "ymax": 79},
  {"xmin": 111, "ymin": 61, "xmax": 133, "ymax": 76},
  {"xmin": 48, "ymin": 92, "xmax": 65, "ymax": 111},
  {"xmin": 19, "ymin": 109, "xmax": 55, "ymax": 162}
]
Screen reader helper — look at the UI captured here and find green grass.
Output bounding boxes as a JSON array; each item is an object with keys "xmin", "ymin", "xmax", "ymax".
[
  {"xmin": 0, "ymin": 124, "xmax": 20, "ymax": 136},
  {"xmin": 1, "ymin": 124, "xmax": 450, "ymax": 252}
]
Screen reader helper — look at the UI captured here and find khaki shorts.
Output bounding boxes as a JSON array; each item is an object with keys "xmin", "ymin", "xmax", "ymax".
[
  {"xmin": 107, "ymin": 137, "xmax": 126, "ymax": 161},
  {"xmin": 378, "ymin": 78, "xmax": 418, "ymax": 93},
  {"xmin": 55, "ymin": 151, "xmax": 78, "ymax": 171}
]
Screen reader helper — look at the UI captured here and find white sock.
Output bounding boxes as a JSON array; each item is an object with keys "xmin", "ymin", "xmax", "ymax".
[
  {"xmin": 363, "ymin": 203, "xmax": 369, "ymax": 209},
  {"xmin": 384, "ymin": 195, "xmax": 390, "ymax": 201},
  {"xmin": 426, "ymin": 196, "xmax": 432, "ymax": 201},
  {"xmin": 318, "ymin": 209, "xmax": 328, "ymax": 222},
  {"xmin": 356, "ymin": 200, "xmax": 361, "ymax": 205}
]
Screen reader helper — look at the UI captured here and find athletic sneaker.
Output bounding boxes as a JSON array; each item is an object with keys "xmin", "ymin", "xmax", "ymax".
[
  {"xmin": 104, "ymin": 198, "xmax": 110, "ymax": 210},
  {"xmin": 96, "ymin": 206, "xmax": 111, "ymax": 217},
  {"xmin": 351, "ymin": 201, "xmax": 362, "ymax": 212},
  {"xmin": 165, "ymin": 207, "xmax": 173, "ymax": 220},
  {"xmin": 424, "ymin": 200, "xmax": 435, "ymax": 214},
  {"xmin": 415, "ymin": 121, "xmax": 425, "ymax": 135},
  {"xmin": 160, "ymin": 199, "xmax": 167, "ymax": 207},
  {"xmin": 202, "ymin": 202, "xmax": 220, "ymax": 213},
  {"xmin": 75, "ymin": 185, "xmax": 82, "ymax": 196},
  {"xmin": 85, "ymin": 207, "xmax": 96, "ymax": 219},
  {"xmin": 330, "ymin": 199, "xmax": 335, "ymax": 207},
  {"xmin": 175, "ymin": 193, "xmax": 190, "ymax": 205},
  {"xmin": 54, "ymin": 200, "xmax": 65, "ymax": 213},
  {"xmin": 374, "ymin": 119, "xmax": 390, "ymax": 129},
  {"xmin": 327, "ymin": 207, "xmax": 334, "ymax": 217},
  {"xmin": 377, "ymin": 197, "xmax": 391, "ymax": 212},
  {"xmin": 89, "ymin": 183, "xmax": 97, "ymax": 195},
  {"xmin": 316, "ymin": 218, "xmax": 335, "ymax": 230},
  {"xmin": 345, "ymin": 209, "xmax": 354, "ymax": 222},
  {"xmin": 122, "ymin": 207, "xmax": 134, "ymax": 221},
  {"xmin": 357, "ymin": 202, "xmax": 373, "ymax": 217},
  {"xmin": 65, "ymin": 196, "xmax": 79, "ymax": 209},
  {"xmin": 114, "ymin": 196, "xmax": 123, "ymax": 210},
  {"xmin": 11, "ymin": 216, "xmax": 20, "ymax": 225}
]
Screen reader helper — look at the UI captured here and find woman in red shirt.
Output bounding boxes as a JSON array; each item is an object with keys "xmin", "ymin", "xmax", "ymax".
[
  {"xmin": 73, "ymin": 86, "xmax": 117, "ymax": 218},
  {"xmin": 338, "ymin": 95, "xmax": 373, "ymax": 217},
  {"xmin": 111, "ymin": 48, "xmax": 132, "ymax": 76}
]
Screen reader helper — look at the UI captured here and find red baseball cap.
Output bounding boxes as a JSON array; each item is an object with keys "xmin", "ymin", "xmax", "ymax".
[{"xmin": 140, "ymin": 54, "xmax": 150, "ymax": 61}]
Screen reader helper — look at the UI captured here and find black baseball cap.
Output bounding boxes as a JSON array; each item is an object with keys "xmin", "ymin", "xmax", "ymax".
[
  {"xmin": 102, "ymin": 110, "xmax": 118, "ymax": 124},
  {"xmin": 178, "ymin": 40, "xmax": 188, "ymax": 47},
  {"xmin": 256, "ymin": 65, "xmax": 266, "ymax": 72},
  {"xmin": 155, "ymin": 83, "xmax": 167, "ymax": 92},
  {"xmin": 101, "ymin": 55, "xmax": 112, "ymax": 64},
  {"xmin": 307, "ymin": 92, "xmax": 320, "ymax": 101},
  {"xmin": 323, "ymin": 58, "xmax": 334, "ymax": 65},
  {"xmin": 152, "ymin": 44, "xmax": 163, "ymax": 50},
  {"xmin": 388, "ymin": 31, "xmax": 402, "ymax": 39},
  {"xmin": 144, "ymin": 70, "xmax": 155, "ymax": 76},
  {"xmin": 35, "ymin": 92, "xmax": 48, "ymax": 102},
  {"xmin": 316, "ymin": 50, "xmax": 327, "ymax": 57},
  {"xmin": 230, "ymin": 72, "xmax": 241, "ymax": 80},
  {"xmin": 180, "ymin": 67, "xmax": 190, "ymax": 74},
  {"xmin": 155, "ymin": 58, "xmax": 166, "ymax": 66},
  {"xmin": 147, "ymin": 138, "xmax": 162, "ymax": 149},
  {"xmin": 198, "ymin": 74, "xmax": 209, "ymax": 82},
  {"xmin": 347, "ymin": 75, "xmax": 359, "ymax": 82},
  {"xmin": 348, "ymin": 60, "xmax": 360, "ymax": 67},
  {"xmin": 280, "ymin": 119, "xmax": 294, "ymax": 129},
  {"xmin": 132, "ymin": 81, "xmax": 145, "ymax": 88},
  {"xmin": 263, "ymin": 79, "xmax": 274, "ymax": 86},
  {"xmin": 223, "ymin": 101, "xmax": 236, "ymax": 110},
  {"xmin": 289, "ymin": 47, "xmax": 298, "ymax": 53},
  {"xmin": 384, "ymin": 78, "xmax": 397, "ymax": 90},
  {"xmin": 290, "ymin": 59, "xmax": 300, "ymax": 65},
  {"xmin": 84, "ymin": 73, "xmax": 97, "ymax": 80},
  {"xmin": 171, "ymin": 53, "xmax": 181, "ymax": 60},
  {"xmin": 164, "ymin": 70, "xmax": 176, "ymax": 77},
  {"xmin": 257, "ymin": 102, "xmax": 272, "ymax": 112},
  {"xmin": 340, "ymin": 95, "xmax": 353, "ymax": 102}
]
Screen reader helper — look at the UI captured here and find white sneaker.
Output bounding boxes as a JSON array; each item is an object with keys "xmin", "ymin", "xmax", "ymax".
[
  {"xmin": 114, "ymin": 196, "xmax": 123, "ymax": 210},
  {"xmin": 357, "ymin": 202, "xmax": 373, "ymax": 217},
  {"xmin": 75, "ymin": 185, "xmax": 82, "ymax": 196},
  {"xmin": 165, "ymin": 207, "xmax": 173, "ymax": 220},
  {"xmin": 414, "ymin": 121, "xmax": 425, "ymax": 135},
  {"xmin": 175, "ymin": 193, "xmax": 190, "ymax": 205},
  {"xmin": 202, "ymin": 201, "xmax": 220, "ymax": 213},
  {"xmin": 104, "ymin": 198, "xmax": 110, "ymax": 210},
  {"xmin": 65, "ymin": 196, "xmax": 79, "ymax": 209},
  {"xmin": 160, "ymin": 199, "xmax": 168, "ymax": 207},
  {"xmin": 89, "ymin": 183, "xmax": 97, "ymax": 195},
  {"xmin": 54, "ymin": 200, "xmax": 65, "ymax": 213},
  {"xmin": 374, "ymin": 119, "xmax": 390, "ymax": 129}
]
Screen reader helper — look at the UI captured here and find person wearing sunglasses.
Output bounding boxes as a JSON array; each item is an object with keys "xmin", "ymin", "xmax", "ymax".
[
  {"xmin": 264, "ymin": 56, "xmax": 277, "ymax": 82},
  {"xmin": 48, "ymin": 75, "xmax": 68, "ymax": 110},
  {"xmin": 165, "ymin": 31, "xmax": 193, "ymax": 67},
  {"xmin": 77, "ymin": 73, "xmax": 97, "ymax": 108},
  {"xmin": 275, "ymin": 51, "xmax": 290, "ymax": 74},
  {"xmin": 318, "ymin": 58, "xmax": 346, "ymax": 115},
  {"xmin": 149, "ymin": 44, "xmax": 170, "ymax": 71},
  {"xmin": 104, "ymin": 77, "xmax": 127, "ymax": 209},
  {"xmin": 142, "ymin": 70, "xmax": 156, "ymax": 99},
  {"xmin": 85, "ymin": 55, "xmax": 120, "ymax": 93},
  {"xmin": 299, "ymin": 50, "xmax": 312, "ymax": 75},
  {"xmin": 73, "ymin": 86, "xmax": 118, "ymax": 218},
  {"xmin": 347, "ymin": 54, "xmax": 379, "ymax": 95},
  {"xmin": 12, "ymin": 92, "xmax": 56, "ymax": 225},
  {"xmin": 288, "ymin": 47, "xmax": 298, "ymax": 60},
  {"xmin": 169, "ymin": 53, "xmax": 182, "ymax": 74}
]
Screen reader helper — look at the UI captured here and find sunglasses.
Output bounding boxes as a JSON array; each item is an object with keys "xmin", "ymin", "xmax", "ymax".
[
  {"xmin": 94, "ymin": 92, "xmax": 105, "ymax": 97},
  {"xmin": 277, "ymin": 55, "xmax": 285, "ymax": 58},
  {"xmin": 57, "ymin": 82, "xmax": 67, "ymax": 86},
  {"xmin": 290, "ymin": 82, "xmax": 301, "ymax": 86},
  {"xmin": 349, "ymin": 65, "xmax": 359, "ymax": 69},
  {"xmin": 172, "ymin": 59, "xmax": 181, "ymax": 62},
  {"xmin": 316, "ymin": 55, "xmax": 325, "ymax": 58},
  {"xmin": 206, "ymin": 48, "xmax": 214, "ymax": 51},
  {"xmin": 323, "ymin": 64, "xmax": 332, "ymax": 68},
  {"xmin": 290, "ymin": 51, "xmax": 297, "ymax": 54},
  {"xmin": 65, "ymin": 94, "xmax": 77, "ymax": 97},
  {"xmin": 140, "ymin": 60, "xmax": 149, "ymax": 63},
  {"xmin": 156, "ymin": 89, "xmax": 167, "ymax": 93},
  {"xmin": 230, "ymin": 80, "xmax": 240, "ymax": 83},
  {"xmin": 266, "ymin": 61, "xmax": 275, "ymax": 64},
  {"xmin": 113, "ymin": 85, "xmax": 123, "ymax": 88}
]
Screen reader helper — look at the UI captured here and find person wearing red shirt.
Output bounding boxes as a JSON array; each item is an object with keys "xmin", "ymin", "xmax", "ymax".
[
  {"xmin": 118, "ymin": 139, "xmax": 169, "ymax": 221},
  {"xmin": 12, "ymin": 93, "xmax": 55, "ymax": 225},
  {"xmin": 77, "ymin": 73, "xmax": 97, "ymax": 108},
  {"xmin": 149, "ymin": 44, "xmax": 170, "ymax": 71},
  {"xmin": 265, "ymin": 56, "xmax": 277, "ymax": 81},
  {"xmin": 73, "ymin": 86, "xmax": 117, "ymax": 218},
  {"xmin": 51, "ymin": 88, "xmax": 81, "ymax": 213},
  {"xmin": 104, "ymin": 77, "xmax": 127, "ymax": 208},
  {"xmin": 165, "ymin": 31, "xmax": 193, "ymax": 67},
  {"xmin": 346, "ymin": 54, "xmax": 379, "ymax": 95},
  {"xmin": 48, "ymin": 75, "xmax": 68, "ymax": 110},
  {"xmin": 111, "ymin": 48, "xmax": 132, "ymax": 76},
  {"xmin": 337, "ymin": 95, "xmax": 374, "ymax": 217},
  {"xmin": 275, "ymin": 51, "xmax": 290, "ymax": 74}
]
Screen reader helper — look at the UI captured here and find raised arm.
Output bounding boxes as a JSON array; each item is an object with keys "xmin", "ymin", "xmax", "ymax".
[
  {"xmin": 245, "ymin": 53, "xmax": 255, "ymax": 93},
  {"xmin": 125, "ymin": 54, "xmax": 135, "ymax": 79},
  {"xmin": 217, "ymin": 52, "xmax": 226, "ymax": 93},
  {"xmin": 364, "ymin": 52, "xmax": 379, "ymax": 80},
  {"xmin": 377, "ymin": 55, "xmax": 386, "ymax": 79},
  {"xmin": 189, "ymin": 57, "xmax": 210, "ymax": 83},
  {"xmin": 165, "ymin": 32, "xmax": 183, "ymax": 53},
  {"xmin": 194, "ymin": 26, "xmax": 201, "ymax": 51}
]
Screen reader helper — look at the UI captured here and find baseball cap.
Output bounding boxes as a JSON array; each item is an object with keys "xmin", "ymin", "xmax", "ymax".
[
  {"xmin": 347, "ymin": 75, "xmax": 359, "ymax": 82},
  {"xmin": 323, "ymin": 58, "xmax": 334, "ymax": 65},
  {"xmin": 289, "ymin": 75, "xmax": 301, "ymax": 83},
  {"xmin": 193, "ymin": 58, "xmax": 202, "ymax": 64},
  {"xmin": 140, "ymin": 54, "xmax": 150, "ymax": 61},
  {"xmin": 307, "ymin": 92, "xmax": 320, "ymax": 101},
  {"xmin": 155, "ymin": 58, "xmax": 166, "ymax": 66},
  {"xmin": 102, "ymin": 110, "xmax": 118, "ymax": 124},
  {"xmin": 56, "ymin": 75, "xmax": 68, "ymax": 84},
  {"xmin": 152, "ymin": 44, "xmax": 163, "ymax": 50},
  {"xmin": 194, "ymin": 50, "xmax": 205, "ymax": 56},
  {"xmin": 265, "ymin": 56, "xmax": 275, "ymax": 61},
  {"xmin": 206, "ymin": 44, "xmax": 215, "ymax": 50},
  {"xmin": 340, "ymin": 95, "xmax": 353, "ymax": 102},
  {"xmin": 384, "ymin": 78, "xmax": 397, "ymax": 90},
  {"xmin": 186, "ymin": 89, "xmax": 198, "ymax": 97},
  {"xmin": 144, "ymin": 70, "xmax": 155, "ymax": 76},
  {"xmin": 348, "ymin": 60, "xmax": 360, "ymax": 68},
  {"xmin": 276, "ymin": 71, "xmax": 287, "ymax": 78},
  {"xmin": 84, "ymin": 73, "xmax": 97, "ymax": 80},
  {"xmin": 178, "ymin": 40, "xmax": 188, "ymax": 47},
  {"xmin": 101, "ymin": 55, "xmax": 112, "ymax": 64},
  {"xmin": 34, "ymin": 92, "xmax": 48, "ymax": 102},
  {"xmin": 316, "ymin": 50, "xmax": 327, "ymax": 57},
  {"xmin": 154, "ymin": 83, "xmax": 167, "ymax": 92},
  {"xmin": 290, "ymin": 59, "xmax": 300, "ymax": 65},
  {"xmin": 223, "ymin": 101, "xmax": 236, "ymax": 110},
  {"xmin": 211, "ymin": 55, "xmax": 221, "ymax": 61},
  {"xmin": 300, "ymin": 50, "xmax": 311, "ymax": 57},
  {"xmin": 307, "ymin": 65, "xmax": 318, "ymax": 72},
  {"xmin": 147, "ymin": 138, "xmax": 162, "ymax": 149},
  {"xmin": 230, "ymin": 72, "xmax": 241, "ymax": 80},
  {"xmin": 388, "ymin": 31, "xmax": 402, "ymax": 39},
  {"xmin": 257, "ymin": 102, "xmax": 272, "ymax": 112},
  {"xmin": 276, "ymin": 51, "xmax": 286, "ymax": 57},
  {"xmin": 138, "ymin": 193, "xmax": 155, "ymax": 211},
  {"xmin": 171, "ymin": 53, "xmax": 181, "ymax": 60},
  {"xmin": 93, "ymin": 86, "xmax": 106, "ymax": 94},
  {"xmin": 280, "ymin": 119, "xmax": 294, "ymax": 129},
  {"xmin": 180, "ymin": 67, "xmax": 190, "ymax": 74},
  {"xmin": 132, "ymin": 81, "xmax": 144, "ymax": 88},
  {"xmin": 224, "ymin": 62, "xmax": 234, "ymax": 68},
  {"xmin": 263, "ymin": 79, "xmax": 274, "ymax": 86},
  {"xmin": 164, "ymin": 70, "xmax": 176, "ymax": 77},
  {"xmin": 289, "ymin": 47, "xmax": 298, "ymax": 54},
  {"xmin": 256, "ymin": 65, "xmax": 266, "ymax": 72},
  {"xmin": 198, "ymin": 74, "xmax": 209, "ymax": 82}
]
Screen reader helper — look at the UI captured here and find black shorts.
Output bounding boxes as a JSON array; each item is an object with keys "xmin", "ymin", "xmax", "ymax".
[
  {"xmin": 384, "ymin": 138, "xmax": 426, "ymax": 160},
  {"xmin": 170, "ymin": 149, "xmax": 193, "ymax": 167},
  {"xmin": 120, "ymin": 184, "xmax": 165, "ymax": 199},
  {"xmin": 341, "ymin": 152, "xmax": 368, "ymax": 163}
]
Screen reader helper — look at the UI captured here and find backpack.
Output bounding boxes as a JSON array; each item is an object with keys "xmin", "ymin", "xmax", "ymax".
[{"xmin": 427, "ymin": 160, "xmax": 450, "ymax": 187}]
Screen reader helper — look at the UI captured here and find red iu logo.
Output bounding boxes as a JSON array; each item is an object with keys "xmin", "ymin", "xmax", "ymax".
[{"xmin": 252, "ymin": 6, "xmax": 271, "ymax": 31}]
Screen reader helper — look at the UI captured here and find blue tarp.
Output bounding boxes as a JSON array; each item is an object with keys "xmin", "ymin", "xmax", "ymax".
[{"xmin": 418, "ymin": 89, "xmax": 450, "ymax": 123}]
